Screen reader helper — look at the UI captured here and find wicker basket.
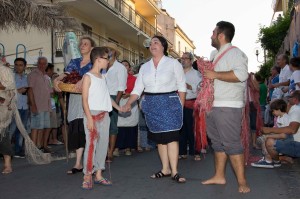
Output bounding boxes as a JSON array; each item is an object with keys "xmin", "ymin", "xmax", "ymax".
[{"xmin": 58, "ymin": 83, "xmax": 81, "ymax": 93}]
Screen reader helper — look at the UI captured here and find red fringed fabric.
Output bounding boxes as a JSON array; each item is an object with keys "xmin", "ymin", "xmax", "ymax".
[
  {"xmin": 194, "ymin": 46, "xmax": 236, "ymax": 153},
  {"xmin": 242, "ymin": 87, "xmax": 250, "ymax": 165},
  {"xmin": 247, "ymin": 77, "xmax": 263, "ymax": 135},
  {"xmin": 86, "ymin": 112, "xmax": 106, "ymax": 174},
  {"xmin": 194, "ymin": 59, "xmax": 213, "ymax": 152}
]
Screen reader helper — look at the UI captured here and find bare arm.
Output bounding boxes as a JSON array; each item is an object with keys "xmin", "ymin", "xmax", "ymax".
[
  {"xmin": 262, "ymin": 122, "xmax": 300, "ymax": 135},
  {"xmin": 264, "ymin": 133, "xmax": 287, "ymax": 140},
  {"xmin": 270, "ymin": 80, "xmax": 290, "ymax": 89},
  {"xmin": 82, "ymin": 75, "xmax": 93, "ymax": 131},
  {"xmin": 27, "ymin": 87, "xmax": 37, "ymax": 113},
  {"xmin": 204, "ymin": 70, "xmax": 241, "ymax": 83},
  {"xmin": 53, "ymin": 73, "xmax": 67, "ymax": 92},
  {"xmin": 111, "ymin": 98, "xmax": 121, "ymax": 111},
  {"xmin": 115, "ymin": 91, "xmax": 123, "ymax": 105},
  {"xmin": 123, "ymin": 94, "xmax": 139, "ymax": 112},
  {"xmin": 178, "ymin": 91, "xmax": 186, "ymax": 107}
]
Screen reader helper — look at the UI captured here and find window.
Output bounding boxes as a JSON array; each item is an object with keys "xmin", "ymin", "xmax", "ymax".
[{"xmin": 81, "ymin": 23, "xmax": 92, "ymax": 36}]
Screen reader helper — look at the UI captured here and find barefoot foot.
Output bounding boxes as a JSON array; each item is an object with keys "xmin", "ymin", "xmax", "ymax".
[
  {"xmin": 2, "ymin": 167, "xmax": 12, "ymax": 174},
  {"xmin": 238, "ymin": 183, "xmax": 250, "ymax": 193},
  {"xmin": 202, "ymin": 176, "xmax": 226, "ymax": 185}
]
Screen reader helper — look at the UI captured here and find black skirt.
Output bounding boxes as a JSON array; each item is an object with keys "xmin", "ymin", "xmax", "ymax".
[
  {"xmin": 68, "ymin": 118, "xmax": 86, "ymax": 151},
  {"xmin": 148, "ymin": 130, "xmax": 179, "ymax": 145},
  {"xmin": 0, "ymin": 131, "xmax": 14, "ymax": 156}
]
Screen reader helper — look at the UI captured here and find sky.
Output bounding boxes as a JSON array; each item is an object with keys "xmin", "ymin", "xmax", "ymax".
[{"xmin": 162, "ymin": 0, "xmax": 278, "ymax": 72}]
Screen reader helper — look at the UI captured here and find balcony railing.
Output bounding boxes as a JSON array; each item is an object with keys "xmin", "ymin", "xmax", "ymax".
[
  {"xmin": 55, "ymin": 31, "xmax": 143, "ymax": 65},
  {"xmin": 97, "ymin": 0, "xmax": 157, "ymax": 37}
]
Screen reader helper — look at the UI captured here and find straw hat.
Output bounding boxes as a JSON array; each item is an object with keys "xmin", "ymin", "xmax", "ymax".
[{"xmin": 104, "ymin": 42, "xmax": 121, "ymax": 57}]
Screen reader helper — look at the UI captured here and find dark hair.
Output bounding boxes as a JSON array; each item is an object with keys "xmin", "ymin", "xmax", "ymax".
[
  {"xmin": 254, "ymin": 73, "xmax": 264, "ymax": 83},
  {"xmin": 14, "ymin": 57, "xmax": 27, "ymax": 66},
  {"xmin": 80, "ymin": 36, "xmax": 96, "ymax": 48},
  {"xmin": 121, "ymin": 60, "xmax": 131, "ymax": 68},
  {"xmin": 271, "ymin": 66, "xmax": 281, "ymax": 74},
  {"xmin": 216, "ymin": 21, "xmax": 235, "ymax": 42},
  {"xmin": 289, "ymin": 90, "xmax": 300, "ymax": 101},
  {"xmin": 192, "ymin": 60, "xmax": 198, "ymax": 71},
  {"xmin": 90, "ymin": 47, "xmax": 109, "ymax": 64},
  {"xmin": 290, "ymin": 57, "xmax": 300, "ymax": 69},
  {"xmin": 152, "ymin": 35, "xmax": 168, "ymax": 56},
  {"xmin": 46, "ymin": 63, "xmax": 54, "ymax": 72},
  {"xmin": 270, "ymin": 99, "xmax": 287, "ymax": 112}
]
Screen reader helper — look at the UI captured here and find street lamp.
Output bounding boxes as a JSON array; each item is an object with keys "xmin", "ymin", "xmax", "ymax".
[{"xmin": 254, "ymin": 47, "xmax": 266, "ymax": 64}]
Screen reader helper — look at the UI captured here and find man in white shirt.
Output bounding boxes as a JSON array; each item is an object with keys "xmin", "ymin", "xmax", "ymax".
[
  {"xmin": 105, "ymin": 42, "xmax": 127, "ymax": 162},
  {"xmin": 202, "ymin": 21, "xmax": 250, "ymax": 193},
  {"xmin": 261, "ymin": 91, "xmax": 300, "ymax": 162},
  {"xmin": 179, "ymin": 52, "xmax": 202, "ymax": 160},
  {"xmin": 269, "ymin": 54, "xmax": 292, "ymax": 99}
]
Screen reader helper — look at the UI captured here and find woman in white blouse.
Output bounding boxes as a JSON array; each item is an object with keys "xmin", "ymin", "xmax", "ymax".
[{"xmin": 123, "ymin": 35, "xmax": 187, "ymax": 183}]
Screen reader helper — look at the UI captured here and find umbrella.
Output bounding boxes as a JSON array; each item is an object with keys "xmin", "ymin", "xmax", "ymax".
[{"xmin": 0, "ymin": 0, "xmax": 80, "ymax": 31}]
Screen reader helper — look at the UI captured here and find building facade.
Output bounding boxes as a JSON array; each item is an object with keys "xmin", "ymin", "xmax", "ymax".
[{"xmin": 0, "ymin": 0, "xmax": 195, "ymax": 73}]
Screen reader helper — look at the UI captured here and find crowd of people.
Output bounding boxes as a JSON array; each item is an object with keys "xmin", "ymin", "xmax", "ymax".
[{"xmin": 1, "ymin": 20, "xmax": 300, "ymax": 194}]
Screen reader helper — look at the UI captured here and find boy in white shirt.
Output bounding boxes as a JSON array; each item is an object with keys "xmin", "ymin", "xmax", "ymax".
[
  {"xmin": 81, "ymin": 47, "xmax": 121, "ymax": 189},
  {"xmin": 256, "ymin": 99, "xmax": 293, "ymax": 158}
]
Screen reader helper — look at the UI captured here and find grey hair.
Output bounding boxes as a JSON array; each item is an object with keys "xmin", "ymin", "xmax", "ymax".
[{"xmin": 183, "ymin": 52, "xmax": 194, "ymax": 61}]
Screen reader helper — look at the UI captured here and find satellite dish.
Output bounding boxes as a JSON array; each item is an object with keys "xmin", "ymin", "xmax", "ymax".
[{"xmin": 143, "ymin": 38, "xmax": 151, "ymax": 49}]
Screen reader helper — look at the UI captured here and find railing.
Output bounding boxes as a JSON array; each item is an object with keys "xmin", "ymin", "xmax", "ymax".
[
  {"xmin": 55, "ymin": 31, "xmax": 142, "ymax": 65},
  {"xmin": 97, "ymin": 0, "xmax": 157, "ymax": 37}
]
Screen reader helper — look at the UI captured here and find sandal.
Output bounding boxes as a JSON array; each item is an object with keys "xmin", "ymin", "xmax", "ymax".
[
  {"xmin": 67, "ymin": 168, "xmax": 83, "ymax": 175},
  {"xmin": 94, "ymin": 178, "xmax": 112, "ymax": 186},
  {"xmin": 150, "ymin": 171, "xmax": 171, "ymax": 179},
  {"xmin": 81, "ymin": 175, "xmax": 93, "ymax": 190},
  {"xmin": 172, "ymin": 173, "xmax": 186, "ymax": 183},
  {"xmin": 194, "ymin": 155, "xmax": 201, "ymax": 161},
  {"xmin": 178, "ymin": 155, "xmax": 187, "ymax": 160}
]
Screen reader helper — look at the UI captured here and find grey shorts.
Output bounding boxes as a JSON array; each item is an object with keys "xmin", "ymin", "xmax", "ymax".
[
  {"xmin": 30, "ymin": 111, "xmax": 50, "ymax": 129},
  {"xmin": 109, "ymin": 95, "xmax": 118, "ymax": 135},
  {"xmin": 206, "ymin": 107, "xmax": 243, "ymax": 155}
]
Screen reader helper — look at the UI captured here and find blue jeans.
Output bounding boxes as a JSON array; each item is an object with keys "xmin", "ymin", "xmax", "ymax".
[
  {"xmin": 275, "ymin": 140, "xmax": 300, "ymax": 157},
  {"xmin": 9, "ymin": 109, "xmax": 29, "ymax": 154}
]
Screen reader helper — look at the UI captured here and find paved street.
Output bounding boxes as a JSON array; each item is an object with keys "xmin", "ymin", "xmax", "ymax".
[{"xmin": 1, "ymin": 146, "xmax": 300, "ymax": 199}]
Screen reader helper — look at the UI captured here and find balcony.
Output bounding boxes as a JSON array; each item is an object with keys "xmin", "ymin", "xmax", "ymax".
[
  {"xmin": 55, "ymin": 31, "xmax": 143, "ymax": 65},
  {"xmin": 98, "ymin": 0, "xmax": 157, "ymax": 37}
]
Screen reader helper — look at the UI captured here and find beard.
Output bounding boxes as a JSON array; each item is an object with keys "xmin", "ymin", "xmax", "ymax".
[{"xmin": 211, "ymin": 38, "xmax": 220, "ymax": 49}]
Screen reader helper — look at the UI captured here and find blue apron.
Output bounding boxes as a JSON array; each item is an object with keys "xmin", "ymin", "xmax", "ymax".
[{"xmin": 141, "ymin": 92, "xmax": 183, "ymax": 133}]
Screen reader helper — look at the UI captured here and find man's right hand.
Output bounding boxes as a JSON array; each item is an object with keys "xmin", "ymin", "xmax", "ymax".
[{"xmin": 30, "ymin": 105, "xmax": 38, "ymax": 114}]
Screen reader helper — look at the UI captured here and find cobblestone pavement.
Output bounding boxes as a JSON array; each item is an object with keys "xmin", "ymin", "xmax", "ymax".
[{"xmin": 1, "ymin": 146, "xmax": 300, "ymax": 199}]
